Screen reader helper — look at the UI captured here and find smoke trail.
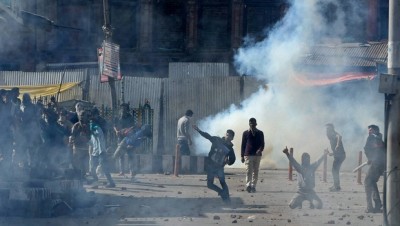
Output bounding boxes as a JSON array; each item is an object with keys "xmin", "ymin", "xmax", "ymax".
[{"xmin": 194, "ymin": 0, "xmax": 383, "ymax": 169}]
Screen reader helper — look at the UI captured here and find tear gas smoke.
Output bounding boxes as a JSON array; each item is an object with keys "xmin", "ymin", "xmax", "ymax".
[{"xmin": 193, "ymin": 0, "xmax": 383, "ymax": 170}]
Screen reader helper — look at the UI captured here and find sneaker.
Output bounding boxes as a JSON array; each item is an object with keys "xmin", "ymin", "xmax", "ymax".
[
  {"xmin": 246, "ymin": 186, "xmax": 251, "ymax": 193},
  {"xmin": 251, "ymin": 187, "xmax": 256, "ymax": 193}
]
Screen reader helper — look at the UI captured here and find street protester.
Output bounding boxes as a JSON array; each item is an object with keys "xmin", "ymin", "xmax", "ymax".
[
  {"xmin": 363, "ymin": 125, "xmax": 385, "ymax": 213},
  {"xmin": 69, "ymin": 110, "xmax": 91, "ymax": 179},
  {"xmin": 241, "ymin": 118, "xmax": 264, "ymax": 193},
  {"xmin": 283, "ymin": 147, "xmax": 329, "ymax": 209},
  {"xmin": 113, "ymin": 124, "xmax": 152, "ymax": 181},
  {"xmin": 88, "ymin": 120, "xmax": 115, "ymax": 188},
  {"xmin": 177, "ymin": 109, "xmax": 194, "ymax": 155},
  {"xmin": 325, "ymin": 123, "xmax": 346, "ymax": 192},
  {"xmin": 192, "ymin": 125, "xmax": 236, "ymax": 204},
  {"xmin": 113, "ymin": 103, "xmax": 135, "ymax": 176}
]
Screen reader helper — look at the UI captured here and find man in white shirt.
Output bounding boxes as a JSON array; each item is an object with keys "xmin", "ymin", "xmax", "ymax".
[{"xmin": 177, "ymin": 109, "xmax": 193, "ymax": 155}]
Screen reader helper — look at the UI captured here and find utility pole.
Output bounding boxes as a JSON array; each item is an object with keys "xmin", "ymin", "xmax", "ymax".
[
  {"xmin": 386, "ymin": 0, "xmax": 400, "ymax": 225},
  {"xmin": 102, "ymin": 0, "xmax": 118, "ymax": 121}
]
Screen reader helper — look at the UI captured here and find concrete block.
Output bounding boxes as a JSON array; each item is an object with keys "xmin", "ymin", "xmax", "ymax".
[
  {"xmin": 196, "ymin": 156, "xmax": 205, "ymax": 174},
  {"xmin": 181, "ymin": 155, "xmax": 191, "ymax": 174},
  {"xmin": 162, "ymin": 155, "xmax": 174, "ymax": 174},
  {"xmin": 138, "ymin": 154, "xmax": 153, "ymax": 173}
]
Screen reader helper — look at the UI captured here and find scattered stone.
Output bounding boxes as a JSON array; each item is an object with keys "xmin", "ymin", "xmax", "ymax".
[
  {"xmin": 346, "ymin": 221, "xmax": 351, "ymax": 225},
  {"xmin": 303, "ymin": 213, "xmax": 309, "ymax": 216},
  {"xmin": 357, "ymin": 215, "xmax": 364, "ymax": 220},
  {"xmin": 232, "ymin": 219, "xmax": 237, "ymax": 223},
  {"xmin": 327, "ymin": 220, "xmax": 335, "ymax": 224},
  {"xmin": 329, "ymin": 212, "xmax": 334, "ymax": 215},
  {"xmin": 164, "ymin": 219, "xmax": 169, "ymax": 221},
  {"xmin": 213, "ymin": 215, "xmax": 220, "ymax": 220},
  {"xmin": 121, "ymin": 187, "xmax": 127, "ymax": 190},
  {"xmin": 287, "ymin": 219, "xmax": 291, "ymax": 223},
  {"xmin": 230, "ymin": 214, "xmax": 237, "ymax": 218},
  {"xmin": 177, "ymin": 191, "xmax": 182, "ymax": 194}
]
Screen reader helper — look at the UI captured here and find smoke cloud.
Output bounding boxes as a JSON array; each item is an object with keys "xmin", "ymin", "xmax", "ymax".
[{"xmin": 193, "ymin": 0, "xmax": 384, "ymax": 170}]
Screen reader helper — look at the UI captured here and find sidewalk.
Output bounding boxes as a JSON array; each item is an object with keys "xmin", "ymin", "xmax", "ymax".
[{"xmin": 0, "ymin": 168, "xmax": 384, "ymax": 226}]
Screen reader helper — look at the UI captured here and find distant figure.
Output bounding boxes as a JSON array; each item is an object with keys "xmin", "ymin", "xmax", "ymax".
[
  {"xmin": 325, "ymin": 123, "xmax": 346, "ymax": 192},
  {"xmin": 363, "ymin": 124, "xmax": 385, "ymax": 213},
  {"xmin": 113, "ymin": 103, "xmax": 135, "ymax": 176},
  {"xmin": 283, "ymin": 147, "xmax": 329, "ymax": 209},
  {"xmin": 241, "ymin": 118, "xmax": 264, "ymax": 193},
  {"xmin": 113, "ymin": 124, "xmax": 152, "ymax": 181},
  {"xmin": 89, "ymin": 120, "xmax": 115, "ymax": 188},
  {"xmin": 69, "ymin": 101, "xmax": 85, "ymax": 124},
  {"xmin": 69, "ymin": 110, "xmax": 91, "ymax": 179},
  {"xmin": 177, "ymin": 110, "xmax": 193, "ymax": 155},
  {"xmin": 193, "ymin": 125, "xmax": 236, "ymax": 203}
]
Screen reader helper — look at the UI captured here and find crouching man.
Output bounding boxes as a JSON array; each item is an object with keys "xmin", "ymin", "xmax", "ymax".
[
  {"xmin": 283, "ymin": 147, "xmax": 329, "ymax": 209},
  {"xmin": 193, "ymin": 125, "xmax": 236, "ymax": 204}
]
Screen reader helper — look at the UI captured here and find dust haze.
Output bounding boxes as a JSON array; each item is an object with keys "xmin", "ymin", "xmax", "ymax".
[{"xmin": 192, "ymin": 0, "xmax": 383, "ymax": 170}]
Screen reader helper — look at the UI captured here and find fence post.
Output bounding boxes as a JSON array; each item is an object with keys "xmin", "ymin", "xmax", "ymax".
[
  {"xmin": 174, "ymin": 144, "xmax": 180, "ymax": 177},
  {"xmin": 288, "ymin": 148, "xmax": 293, "ymax": 181},
  {"xmin": 323, "ymin": 148, "xmax": 328, "ymax": 182},
  {"xmin": 357, "ymin": 151, "xmax": 363, "ymax": 185}
]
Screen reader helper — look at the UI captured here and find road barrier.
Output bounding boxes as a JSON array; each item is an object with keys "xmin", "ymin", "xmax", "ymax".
[
  {"xmin": 174, "ymin": 144, "xmax": 180, "ymax": 177},
  {"xmin": 288, "ymin": 148, "xmax": 293, "ymax": 181}
]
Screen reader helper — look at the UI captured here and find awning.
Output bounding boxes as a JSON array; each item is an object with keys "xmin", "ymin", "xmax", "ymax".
[{"xmin": 0, "ymin": 82, "xmax": 81, "ymax": 99}]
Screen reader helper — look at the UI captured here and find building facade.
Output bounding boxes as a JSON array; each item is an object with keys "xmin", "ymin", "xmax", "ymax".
[{"xmin": 0, "ymin": 0, "xmax": 389, "ymax": 75}]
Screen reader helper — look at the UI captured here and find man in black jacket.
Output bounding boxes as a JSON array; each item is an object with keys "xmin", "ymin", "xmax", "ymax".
[
  {"xmin": 364, "ymin": 124, "xmax": 385, "ymax": 213},
  {"xmin": 193, "ymin": 125, "xmax": 236, "ymax": 203}
]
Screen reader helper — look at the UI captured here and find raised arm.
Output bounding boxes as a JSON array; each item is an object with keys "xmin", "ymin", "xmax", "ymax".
[
  {"xmin": 283, "ymin": 147, "xmax": 303, "ymax": 174},
  {"xmin": 192, "ymin": 125, "xmax": 212, "ymax": 142},
  {"xmin": 312, "ymin": 149, "xmax": 329, "ymax": 168}
]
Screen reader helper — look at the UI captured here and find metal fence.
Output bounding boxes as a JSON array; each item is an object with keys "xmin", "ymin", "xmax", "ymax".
[{"xmin": 0, "ymin": 70, "xmax": 263, "ymax": 156}]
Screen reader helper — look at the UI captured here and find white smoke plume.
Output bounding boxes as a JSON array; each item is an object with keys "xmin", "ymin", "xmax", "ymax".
[{"xmin": 193, "ymin": 0, "xmax": 384, "ymax": 170}]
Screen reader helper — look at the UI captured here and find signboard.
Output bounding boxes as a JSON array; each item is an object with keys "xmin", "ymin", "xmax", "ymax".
[
  {"xmin": 98, "ymin": 40, "xmax": 122, "ymax": 83},
  {"xmin": 97, "ymin": 47, "xmax": 108, "ymax": 82}
]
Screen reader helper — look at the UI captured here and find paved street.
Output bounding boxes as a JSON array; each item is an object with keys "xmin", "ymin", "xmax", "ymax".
[{"xmin": 0, "ymin": 168, "xmax": 384, "ymax": 226}]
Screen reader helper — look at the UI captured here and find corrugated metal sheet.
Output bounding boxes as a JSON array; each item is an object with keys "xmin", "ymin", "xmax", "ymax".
[
  {"xmin": 0, "ymin": 69, "xmax": 263, "ymax": 155},
  {"xmin": 0, "ymin": 70, "xmax": 85, "ymax": 102},
  {"xmin": 303, "ymin": 42, "xmax": 387, "ymax": 67},
  {"xmin": 163, "ymin": 76, "xmax": 261, "ymax": 155},
  {"xmin": 169, "ymin": 62, "xmax": 229, "ymax": 78}
]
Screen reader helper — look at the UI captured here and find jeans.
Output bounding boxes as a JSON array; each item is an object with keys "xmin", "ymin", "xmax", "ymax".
[
  {"xmin": 91, "ymin": 153, "xmax": 115, "ymax": 186},
  {"xmin": 332, "ymin": 153, "xmax": 345, "ymax": 188},
  {"xmin": 206, "ymin": 166, "xmax": 229, "ymax": 199},
  {"xmin": 364, "ymin": 163, "xmax": 384, "ymax": 209},
  {"xmin": 177, "ymin": 140, "xmax": 190, "ymax": 156}
]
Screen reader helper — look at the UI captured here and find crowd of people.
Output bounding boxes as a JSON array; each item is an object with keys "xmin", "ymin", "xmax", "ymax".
[
  {"xmin": 0, "ymin": 87, "xmax": 152, "ymax": 188},
  {"xmin": 0, "ymin": 90, "xmax": 386, "ymax": 212}
]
